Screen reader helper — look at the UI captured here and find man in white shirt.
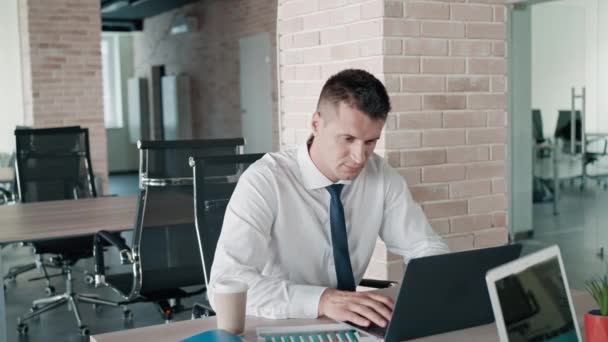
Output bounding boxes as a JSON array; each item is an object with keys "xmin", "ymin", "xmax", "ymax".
[{"xmin": 209, "ymin": 69, "xmax": 449, "ymax": 328}]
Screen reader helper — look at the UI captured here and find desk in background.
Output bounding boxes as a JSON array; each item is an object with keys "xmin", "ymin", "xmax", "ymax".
[
  {"xmin": 0, "ymin": 196, "xmax": 137, "ymax": 342},
  {"xmin": 91, "ymin": 291, "xmax": 596, "ymax": 342},
  {"xmin": 0, "ymin": 167, "xmax": 12, "ymax": 183}
]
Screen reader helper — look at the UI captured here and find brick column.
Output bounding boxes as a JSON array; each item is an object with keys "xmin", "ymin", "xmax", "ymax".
[
  {"xmin": 18, "ymin": 0, "xmax": 109, "ymax": 188},
  {"xmin": 277, "ymin": 0, "xmax": 508, "ymax": 282},
  {"xmin": 278, "ymin": 0, "xmax": 384, "ymax": 148}
]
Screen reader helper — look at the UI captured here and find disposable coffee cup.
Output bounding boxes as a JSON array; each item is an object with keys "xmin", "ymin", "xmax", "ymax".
[{"xmin": 213, "ymin": 280, "xmax": 248, "ymax": 335}]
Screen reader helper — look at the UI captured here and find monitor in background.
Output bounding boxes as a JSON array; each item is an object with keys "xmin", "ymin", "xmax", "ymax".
[
  {"xmin": 532, "ymin": 109, "xmax": 545, "ymax": 144},
  {"xmin": 486, "ymin": 245, "xmax": 581, "ymax": 342},
  {"xmin": 554, "ymin": 110, "xmax": 582, "ymax": 152}
]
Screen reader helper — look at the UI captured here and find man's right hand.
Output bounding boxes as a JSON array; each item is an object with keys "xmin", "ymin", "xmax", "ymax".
[{"xmin": 318, "ymin": 288, "xmax": 394, "ymax": 328}]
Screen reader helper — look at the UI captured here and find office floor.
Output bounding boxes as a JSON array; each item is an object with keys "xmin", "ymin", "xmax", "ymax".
[
  {"xmin": 106, "ymin": 173, "xmax": 139, "ymax": 196},
  {"xmin": 528, "ymin": 179, "xmax": 608, "ymax": 290}
]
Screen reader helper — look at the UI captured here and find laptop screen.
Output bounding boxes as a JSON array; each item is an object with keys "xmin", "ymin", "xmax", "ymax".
[{"xmin": 494, "ymin": 256, "xmax": 578, "ymax": 342}]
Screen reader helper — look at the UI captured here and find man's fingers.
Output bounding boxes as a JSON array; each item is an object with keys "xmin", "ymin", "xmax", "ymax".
[
  {"xmin": 318, "ymin": 289, "xmax": 396, "ymax": 328},
  {"xmin": 353, "ymin": 296, "xmax": 392, "ymax": 322},
  {"xmin": 344, "ymin": 311, "xmax": 370, "ymax": 327},
  {"xmin": 364, "ymin": 292, "xmax": 395, "ymax": 310},
  {"xmin": 347, "ymin": 302, "xmax": 387, "ymax": 328}
]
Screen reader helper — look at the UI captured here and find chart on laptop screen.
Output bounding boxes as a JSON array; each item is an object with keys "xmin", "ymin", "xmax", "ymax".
[
  {"xmin": 257, "ymin": 324, "xmax": 362, "ymax": 342},
  {"xmin": 495, "ymin": 257, "xmax": 578, "ymax": 342}
]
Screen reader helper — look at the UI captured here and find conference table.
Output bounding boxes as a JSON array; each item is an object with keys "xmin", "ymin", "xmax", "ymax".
[
  {"xmin": 91, "ymin": 289, "xmax": 596, "ymax": 342},
  {"xmin": 0, "ymin": 195, "xmax": 138, "ymax": 342}
]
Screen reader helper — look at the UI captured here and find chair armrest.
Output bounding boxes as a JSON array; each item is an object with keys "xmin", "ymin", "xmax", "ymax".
[
  {"xmin": 358, "ymin": 278, "xmax": 397, "ymax": 289},
  {"xmin": 96, "ymin": 230, "xmax": 130, "ymax": 254},
  {"xmin": 93, "ymin": 230, "xmax": 132, "ymax": 285}
]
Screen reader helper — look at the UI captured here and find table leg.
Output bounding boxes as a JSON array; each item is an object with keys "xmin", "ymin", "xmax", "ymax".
[
  {"xmin": 0, "ymin": 245, "xmax": 7, "ymax": 342},
  {"xmin": 553, "ymin": 144, "xmax": 559, "ymax": 216}
]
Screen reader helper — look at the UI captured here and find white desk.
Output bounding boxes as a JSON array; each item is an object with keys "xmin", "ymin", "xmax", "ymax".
[
  {"xmin": 91, "ymin": 291, "xmax": 595, "ymax": 342},
  {"xmin": 0, "ymin": 196, "xmax": 137, "ymax": 342}
]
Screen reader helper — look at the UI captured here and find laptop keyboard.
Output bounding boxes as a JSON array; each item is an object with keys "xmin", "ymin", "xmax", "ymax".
[{"xmin": 350, "ymin": 322, "xmax": 387, "ymax": 337}]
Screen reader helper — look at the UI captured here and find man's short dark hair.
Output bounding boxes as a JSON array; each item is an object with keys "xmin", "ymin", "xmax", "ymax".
[{"xmin": 316, "ymin": 69, "xmax": 391, "ymax": 121}]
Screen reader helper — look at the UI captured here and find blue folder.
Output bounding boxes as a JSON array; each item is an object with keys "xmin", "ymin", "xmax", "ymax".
[{"xmin": 179, "ymin": 329, "xmax": 246, "ymax": 342}]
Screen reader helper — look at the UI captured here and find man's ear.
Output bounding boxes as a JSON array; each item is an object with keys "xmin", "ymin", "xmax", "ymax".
[{"xmin": 311, "ymin": 111, "xmax": 322, "ymax": 135}]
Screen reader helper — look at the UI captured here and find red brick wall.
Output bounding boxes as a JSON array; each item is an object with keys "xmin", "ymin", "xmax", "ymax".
[
  {"xmin": 134, "ymin": 0, "xmax": 279, "ymax": 147},
  {"xmin": 19, "ymin": 0, "xmax": 109, "ymax": 188},
  {"xmin": 277, "ymin": 0, "xmax": 509, "ymax": 280}
]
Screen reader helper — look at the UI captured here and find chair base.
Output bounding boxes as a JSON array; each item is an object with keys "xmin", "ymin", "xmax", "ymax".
[
  {"xmin": 5, "ymin": 253, "xmax": 61, "ymax": 284},
  {"xmin": 16, "ymin": 266, "xmax": 132, "ymax": 336},
  {"xmin": 191, "ymin": 302, "xmax": 215, "ymax": 319},
  {"xmin": 155, "ymin": 297, "xmax": 197, "ymax": 323}
]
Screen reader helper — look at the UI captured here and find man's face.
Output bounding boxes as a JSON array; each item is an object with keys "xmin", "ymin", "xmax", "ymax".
[{"xmin": 310, "ymin": 101, "xmax": 385, "ymax": 182}]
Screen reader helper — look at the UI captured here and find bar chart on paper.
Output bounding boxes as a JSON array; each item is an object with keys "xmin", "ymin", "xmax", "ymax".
[{"xmin": 257, "ymin": 324, "xmax": 365, "ymax": 342}]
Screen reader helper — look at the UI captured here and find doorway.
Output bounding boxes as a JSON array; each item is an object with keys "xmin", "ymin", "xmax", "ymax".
[
  {"xmin": 239, "ymin": 33, "xmax": 274, "ymax": 154},
  {"xmin": 508, "ymin": 0, "xmax": 608, "ymax": 288}
]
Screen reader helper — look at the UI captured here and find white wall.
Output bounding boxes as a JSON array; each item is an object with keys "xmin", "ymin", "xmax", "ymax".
[
  {"xmin": 0, "ymin": 0, "xmax": 25, "ymax": 154},
  {"xmin": 532, "ymin": 0, "xmax": 605, "ymax": 136},
  {"xmin": 104, "ymin": 33, "xmax": 139, "ymax": 172},
  {"xmin": 509, "ymin": 5, "xmax": 534, "ymax": 235},
  {"xmin": 599, "ymin": 0, "xmax": 608, "ymax": 131}
]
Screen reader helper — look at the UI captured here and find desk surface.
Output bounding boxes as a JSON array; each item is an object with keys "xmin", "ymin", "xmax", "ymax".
[
  {"xmin": 91, "ymin": 291, "xmax": 596, "ymax": 342},
  {"xmin": 0, "ymin": 195, "xmax": 137, "ymax": 243}
]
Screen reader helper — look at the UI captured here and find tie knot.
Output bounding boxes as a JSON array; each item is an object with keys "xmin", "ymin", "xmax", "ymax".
[{"xmin": 326, "ymin": 183, "xmax": 344, "ymax": 198}]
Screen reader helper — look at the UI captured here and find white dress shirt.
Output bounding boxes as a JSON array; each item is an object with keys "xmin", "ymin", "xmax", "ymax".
[{"xmin": 208, "ymin": 143, "xmax": 449, "ymax": 319}]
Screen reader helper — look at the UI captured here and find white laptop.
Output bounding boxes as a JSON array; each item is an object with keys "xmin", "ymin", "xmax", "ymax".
[{"xmin": 485, "ymin": 245, "xmax": 581, "ymax": 342}]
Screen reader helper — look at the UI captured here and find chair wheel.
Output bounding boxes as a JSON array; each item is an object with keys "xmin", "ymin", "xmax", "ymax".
[
  {"xmin": 17, "ymin": 323, "xmax": 28, "ymax": 335},
  {"xmin": 84, "ymin": 274, "xmax": 95, "ymax": 286},
  {"xmin": 123, "ymin": 309, "xmax": 133, "ymax": 321},
  {"xmin": 7, "ymin": 275, "xmax": 16, "ymax": 284},
  {"xmin": 45, "ymin": 286, "xmax": 55, "ymax": 296},
  {"xmin": 80, "ymin": 326, "xmax": 90, "ymax": 336}
]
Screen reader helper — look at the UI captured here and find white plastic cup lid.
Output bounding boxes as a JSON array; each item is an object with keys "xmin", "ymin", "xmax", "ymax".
[{"xmin": 213, "ymin": 280, "xmax": 248, "ymax": 294}]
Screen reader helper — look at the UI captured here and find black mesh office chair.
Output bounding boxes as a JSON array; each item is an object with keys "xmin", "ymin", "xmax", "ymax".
[
  {"xmin": 0, "ymin": 152, "xmax": 15, "ymax": 205},
  {"xmin": 532, "ymin": 109, "xmax": 555, "ymax": 203},
  {"xmin": 14, "ymin": 126, "xmax": 117, "ymax": 336},
  {"xmin": 4, "ymin": 149, "xmax": 56, "ymax": 285},
  {"xmin": 554, "ymin": 110, "xmax": 608, "ymax": 189},
  {"xmin": 93, "ymin": 138, "xmax": 245, "ymax": 322},
  {"xmin": 189, "ymin": 153, "xmax": 265, "ymax": 318},
  {"xmin": 188, "ymin": 153, "xmax": 394, "ymax": 318},
  {"xmin": 0, "ymin": 187, "xmax": 10, "ymax": 205}
]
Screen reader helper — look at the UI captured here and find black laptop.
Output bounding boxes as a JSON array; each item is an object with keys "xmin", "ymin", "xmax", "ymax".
[{"xmin": 348, "ymin": 243, "xmax": 523, "ymax": 341}]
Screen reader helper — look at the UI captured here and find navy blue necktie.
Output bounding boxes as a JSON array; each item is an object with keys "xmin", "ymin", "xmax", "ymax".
[{"xmin": 326, "ymin": 184, "xmax": 356, "ymax": 291}]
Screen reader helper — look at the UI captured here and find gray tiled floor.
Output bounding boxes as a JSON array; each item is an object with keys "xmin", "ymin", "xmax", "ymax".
[
  {"xmin": 2, "ymin": 246, "xmax": 200, "ymax": 341},
  {"xmin": 527, "ymin": 180, "xmax": 608, "ymax": 290},
  {"xmin": 107, "ymin": 173, "xmax": 139, "ymax": 197}
]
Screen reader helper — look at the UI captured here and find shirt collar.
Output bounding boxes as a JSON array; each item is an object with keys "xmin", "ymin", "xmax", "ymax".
[{"xmin": 297, "ymin": 138, "xmax": 352, "ymax": 190}]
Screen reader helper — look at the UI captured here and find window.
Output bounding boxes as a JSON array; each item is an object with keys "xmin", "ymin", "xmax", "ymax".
[{"xmin": 101, "ymin": 34, "xmax": 123, "ymax": 128}]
